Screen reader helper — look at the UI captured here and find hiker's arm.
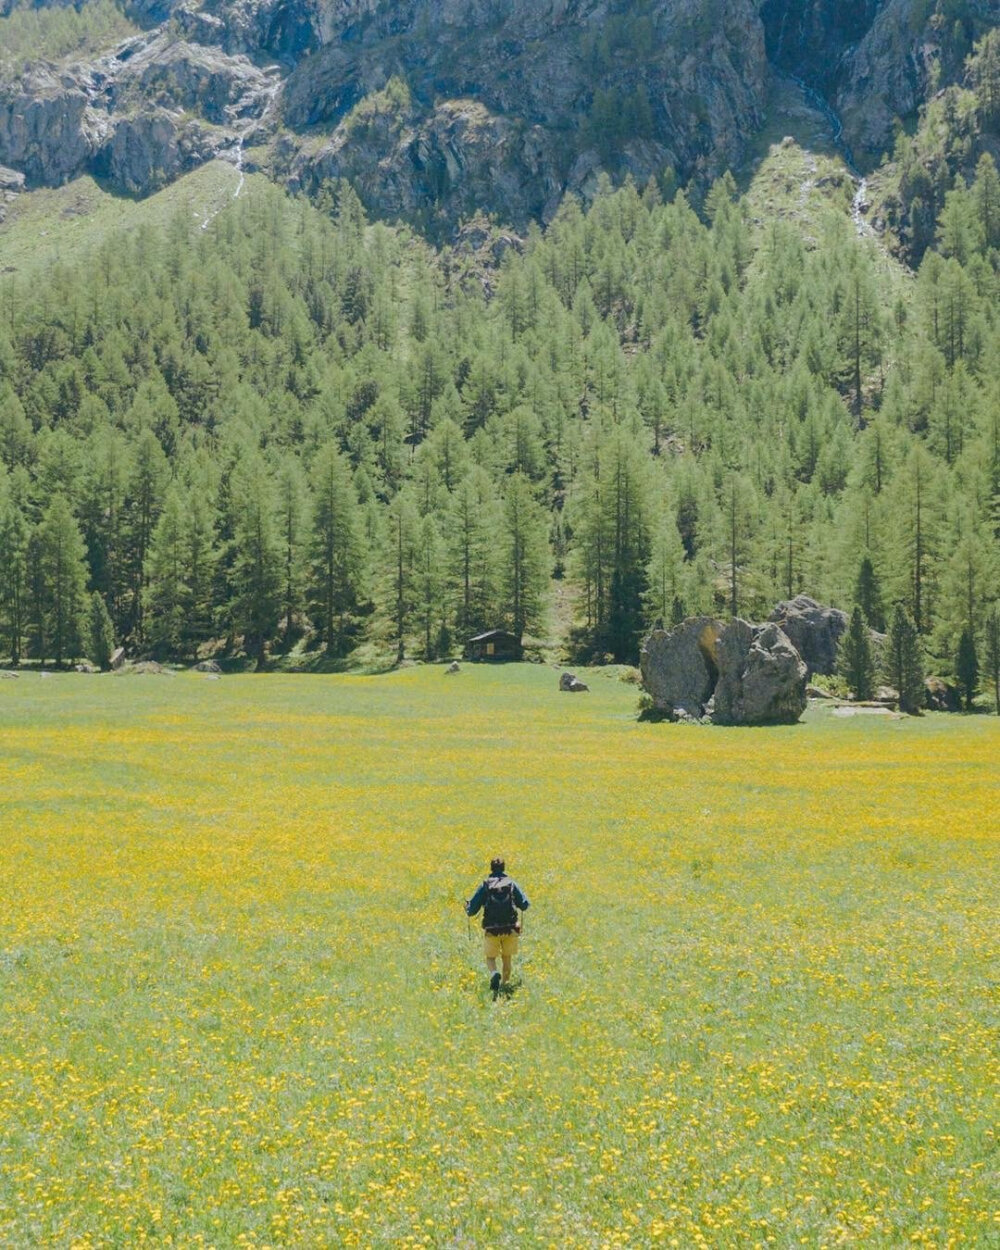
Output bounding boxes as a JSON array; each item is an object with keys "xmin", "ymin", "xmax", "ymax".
[
  {"xmin": 513, "ymin": 883, "xmax": 530, "ymax": 911},
  {"xmin": 465, "ymin": 883, "xmax": 485, "ymax": 916}
]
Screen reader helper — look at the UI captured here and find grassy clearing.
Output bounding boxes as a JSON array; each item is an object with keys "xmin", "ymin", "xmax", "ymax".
[
  {"xmin": 0, "ymin": 165, "xmax": 258, "ymax": 283},
  {"xmin": 0, "ymin": 666, "xmax": 996, "ymax": 1246}
]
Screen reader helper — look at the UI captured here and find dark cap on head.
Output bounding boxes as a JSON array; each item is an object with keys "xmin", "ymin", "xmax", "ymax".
[{"xmin": 490, "ymin": 857, "xmax": 505, "ymax": 875}]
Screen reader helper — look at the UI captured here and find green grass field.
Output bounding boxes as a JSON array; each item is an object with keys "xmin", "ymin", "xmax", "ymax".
[{"xmin": 0, "ymin": 666, "xmax": 996, "ymax": 1246}]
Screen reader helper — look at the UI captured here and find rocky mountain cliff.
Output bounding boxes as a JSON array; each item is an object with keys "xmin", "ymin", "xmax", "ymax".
[{"xmin": 1, "ymin": 0, "xmax": 997, "ymax": 234}]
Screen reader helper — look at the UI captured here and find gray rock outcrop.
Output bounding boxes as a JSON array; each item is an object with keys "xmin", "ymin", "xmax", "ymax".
[
  {"xmin": 709, "ymin": 619, "xmax": 808, "ymax": 726},
  {"xmin": 279, "ymin": 0, "xmax": 768, "ymax": 233},
  {"xmin": 1, "ymin": 0, "xmax": 986, "ymax": 233},
  {"xmin": 768, "ymin": 595, "xmax": 847, "ymax": 677},
  {"xmin": 640, "ymin": 617, "xmax": 723, "ymax": 721},
  {"xmin": 641, "ymin": 616, "xmax": 807, "ymax": 725},
  {"xmin": 0, "ymin": 34, "xmax": 281, "ymax": 195},
  {"xmin": 0, "ymin": 0, "xmax": 769, "ymax": 222}
]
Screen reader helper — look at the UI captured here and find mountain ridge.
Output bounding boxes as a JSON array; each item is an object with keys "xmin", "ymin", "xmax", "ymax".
[{"xmin": 1, "ymin": 0, "xmax": 988, "ymax": 235}]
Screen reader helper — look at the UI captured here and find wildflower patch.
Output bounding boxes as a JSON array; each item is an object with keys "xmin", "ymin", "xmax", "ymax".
[{"xmin": 0, "ymin": 667, "xmax": 996, "ymax": 1246}]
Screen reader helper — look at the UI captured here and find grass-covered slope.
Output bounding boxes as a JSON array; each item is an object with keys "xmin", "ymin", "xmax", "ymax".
[
  {"xmin": 0, "ymin": 163, "xmax": 255, "ymax": 279},
  {"xmin": 0, "ymin": 666, "xmax": 996, "ymax": 1243}
]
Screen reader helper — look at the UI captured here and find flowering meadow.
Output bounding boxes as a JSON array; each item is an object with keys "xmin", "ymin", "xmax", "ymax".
[{"xmin": 0, "ymin": 666, "xmax": 996, "ymax": 1248}]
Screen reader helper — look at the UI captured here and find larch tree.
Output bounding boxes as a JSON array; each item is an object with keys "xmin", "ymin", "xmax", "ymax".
[
  {"xmin": 35, "ymin": 495, "xmax": 88, "ymax": 667},
  {"xmin": 500, "ymin": 471, "xmax": 550, "ymax": 646},
  {"xmin": 145, "ymin": 486, "xmax": 189, "ymax": 658},
  {"xmin": 0, "ymin": 493, "xmax": 29, "ymax": 665},
  {"xmin": 228, "ymin": 453, "xmax": 282, "ymax": 670},
  {"xmin": 308, "ymin": 442, "xmax": 364, "ymax": 655}
]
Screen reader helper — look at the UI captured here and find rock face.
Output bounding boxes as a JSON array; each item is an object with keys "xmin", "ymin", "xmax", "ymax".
[
  {"xmin": 0, "ymin": 0, "xmax": 768, "ymax": 223},
  {"xmin": 0, "ymin": 33, "xmax": 282, "ymax": 195},
  {"xmin": 1, "ymin": 0, "xmax": 991, "ymax": 227},
  {"xmin": 709, "ymin": 619, "xmax": 809, "ymax": 726},
  {"xmin": 768, "ymin": 595, "xmax": 847, "ymax": 677},
  {"xmin": 277, "ymin": 0, "xmax": 768, "ymax": 232},
  {"xmin": 641, "ymin": 616, "xmax": 807, "ymax": 725},
  {"xmin": 761, "ymin": 0, "xmax": 1000, "ymax": 166}
]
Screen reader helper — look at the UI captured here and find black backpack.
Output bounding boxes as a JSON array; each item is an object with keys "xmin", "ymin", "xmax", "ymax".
[{"xmin": 482, "ymin": 875, "xmax": 517, "ymax": 930}]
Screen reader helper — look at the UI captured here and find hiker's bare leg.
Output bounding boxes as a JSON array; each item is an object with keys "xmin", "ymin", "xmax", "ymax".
[
  {"xmin": 501, "ymin": 953, "xmax": 512, "ymax": 983},
  {"xmin": 486, "ymin": 956, "xmax": 498, "ymax": 975}
]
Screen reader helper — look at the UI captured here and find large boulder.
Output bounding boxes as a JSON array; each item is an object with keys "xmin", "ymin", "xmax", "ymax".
[
  {"xmin": 924, "ymin": 676, "xmax": 961, "ymax": 713},
  {"xmin": 768, "ymin": 595, "xmax": 847, "ymax": 677},
  {"xmin": 641, "ymin": 616, "xmax": 808, "ymax": 725},
  {"xmin": 709, "ymin": 619, "xmax": 808, "ymax": 726},
  {"xmin": 639, "ymin": 617, "xmax": 723, "ymax": 722},
  {"xmin": 559, "ymin": 671, "xmax": 589, "ymax": 692}
]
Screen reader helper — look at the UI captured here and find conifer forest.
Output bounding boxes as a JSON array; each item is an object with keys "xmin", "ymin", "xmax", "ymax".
[{"xmin": 2, "ymin": 42, "xmax": 1000, "ymax": 688}]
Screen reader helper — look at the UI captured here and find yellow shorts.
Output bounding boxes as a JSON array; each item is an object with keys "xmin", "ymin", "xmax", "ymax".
[{"xmin": 484, "ymin": 931, "xmax": 519, "ymax": 959}]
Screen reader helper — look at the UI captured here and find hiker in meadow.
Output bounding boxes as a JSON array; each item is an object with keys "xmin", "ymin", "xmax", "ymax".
[{"xmin": 465, "ymin": 857, "xmax": 530, "ymax": 998}]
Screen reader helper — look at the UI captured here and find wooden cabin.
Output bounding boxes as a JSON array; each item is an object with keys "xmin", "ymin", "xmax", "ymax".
[{"xmin": 465, "ymin": 629, "xmax": 522, "ymax": 661}]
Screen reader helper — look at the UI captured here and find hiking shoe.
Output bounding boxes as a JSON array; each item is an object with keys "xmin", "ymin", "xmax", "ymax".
[{"xmin": 490, "ymin": 971, "xmax": 501, "ymax": 998}]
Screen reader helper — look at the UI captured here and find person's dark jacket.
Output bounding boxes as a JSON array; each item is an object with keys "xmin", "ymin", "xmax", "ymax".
[{"xmin": 466, "ymin": 875, "xmax": 530, "ymax": 933}]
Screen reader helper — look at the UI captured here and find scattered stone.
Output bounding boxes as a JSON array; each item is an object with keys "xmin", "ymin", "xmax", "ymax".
[
  {"xmin": 0, "ymin": 165, "xmax": 24, "ymax": 192},
  {"xmin": 806, "ymin": 683, "xmax": 834, "ymax": 699},
  {"xmin": 444, "ymin": 661, "xmax": 461, "ymax": 675},
  {"xmin": 710, "ymin": 620, "xmax": 808, "ymax": 726},
  {"xmin": 118, "ymin": 660, "xmax": 170, "ymax": 675},
  {"xmin": 74, "ymin": 662, "xmax": 100, "ymax": 674},
  {"xmin": 768, "ymin": 595, "xmax": 847, "ymax": 676},
  {"xmin": 194, "ymin": 659, "xmax": 221, "ymax": 673},
  {"xmin": 924, "ymin": 676, "xmax": 961, "ymax": 713},
  {"xmin": 559, "ymin": 671, "xmax": 589, "ymax": 692},
  {"xmin": 833, "ymin": 705, "xmax": 897, "ymax": 717},
  {"xmin": 0, "ymin": 670, "xmax": 19, "ymax": 679},
  {"xmin": 110, "ymin": 646, "xmax": 126, "ymax": 669}
]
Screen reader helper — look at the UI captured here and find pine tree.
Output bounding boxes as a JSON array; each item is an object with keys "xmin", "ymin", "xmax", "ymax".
[
  {"xmin": 885, "ymin": 604, "xmax": 925, "ymax": 715},
  {"xmin": 447, "ymin": 467, "xmax": 501, "ymax": 639},
  {"xmin": 35, "ymin": 495, "xmax": 88, "ymax": 667},
  {"xmin": 229, "ymin": 455, "xmax": 281, "ymax": 670},
  {"xmin": 385, "ymin": 491, "xmax": 420, "ymax": 662},
  {"xmin": 145, "ymin": 487, "xmax": 189, "ymax": 658},
  {"xmin": 984, "ymin": 605, "xmax": 1000, "ymax": 715},
  {"xmin": 0, "ymin": 495, "xmax": 29, "ymax": 665},
  {"xmin": 954, "ymin": 628, "xmax": 979, "ymax": 711},
  {"xmin": 125, "ymin": 429, "xmax": 169, "ymax": 643},
  {"xmin": 275, "ymin": 455, "xmax": 308, "ymax": 648},
  {"xmin": 415, "ymin": 513, "xmax": 446, "ymax": 658},
  {"xmin": 840, "ymin": 605, "xmax": 876, "ymax": 700},
  {"xmin": 643, "ymin": 512, "xmax": 688, "ymax": 629},
  {"xmin": 87, "ymin": 591, "xmax": 115, "ymax": 670},
  {"xmin": 854, "ymin": 554, "xmax": 886, "ymax": 632},
  {"xmin": 308, "ymin": 443, "xmax": 364, "ymax": 655},
  {"xmin": 183, "ymin": 485, "xmax": 218, "ymax": 658},
  {"xmin": 500, "ymin": 472, "xmax": 549, "ymax": 645},
  {"xmin": 81, "ymin": 428, "xmax": 130, "ymax": 638}
]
